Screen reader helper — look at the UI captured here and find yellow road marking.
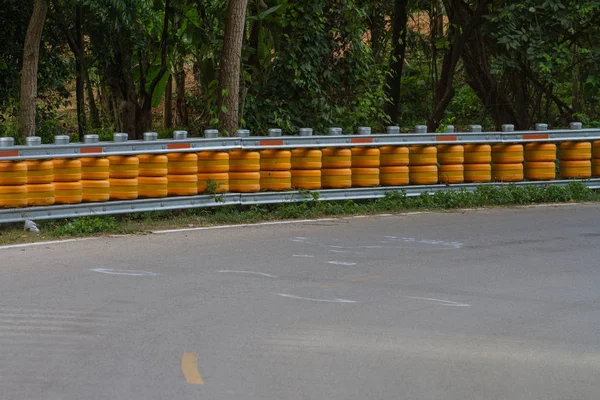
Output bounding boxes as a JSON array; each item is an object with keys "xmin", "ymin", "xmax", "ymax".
[{"xmin": 181, "ymin": 353, "xmax": 204, "ymax": 384}]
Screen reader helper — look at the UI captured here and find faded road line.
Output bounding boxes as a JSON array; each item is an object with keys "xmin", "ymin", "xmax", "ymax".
[
  {"xmin": 218, "ymin": 270, "xmax": 277, "ymax": 278},
  {"xmin": 181, "ymin": 353, "xmax": 204, "ymax": 385},
  {"xmin": 275, "ymin": 293, "xmax": 357, "ymax": 303}
]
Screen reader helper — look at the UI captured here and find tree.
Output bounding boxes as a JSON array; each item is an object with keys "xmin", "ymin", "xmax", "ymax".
[
  {"xmin": 384, "ymin": 0, "xmax": 409, "ymax": 124},
  {"xmin": 218, "ymin": 0, "xmax": 249, "ymax": 135},
  {"xmin": 19, "ymin": 0, "xmax": 49, "ymax": 138}
]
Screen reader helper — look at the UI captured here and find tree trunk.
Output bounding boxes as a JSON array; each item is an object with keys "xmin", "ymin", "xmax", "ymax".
[
  {"xmin": 85, "ymin": 70, "xmax": 101, "ymax": 128},
  {"xmin": 218, "ymin": 0, "xmax": 249, "ymax": 135},
  {"xmin": 175, "ymin": 59, "xmax": 188, "ymax": 127},
  {"xmin": 163, "ymin": 74, "xmax": 173, "ymax": 129},
  {"xmin": 384, "ymin": 0, "xmax": 409, "ymax": 124},
  {"xmin": 427, "ymin": 0, "xmax": 487, "ymax": 132},
  {"xmin": 74, "ymin": 5, "xmax": 86, "ymax": 139},
  {"xmin": 19, "ymin": 0, "xmax": 48, "ymax": 138}
]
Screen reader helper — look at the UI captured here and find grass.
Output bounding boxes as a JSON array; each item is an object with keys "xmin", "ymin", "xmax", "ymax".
[{"xmin": 1, "ymin": 182, "xmax": 599, "ymax": 245}]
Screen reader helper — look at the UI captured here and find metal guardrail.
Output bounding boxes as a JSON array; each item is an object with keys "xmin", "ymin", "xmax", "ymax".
[
  {"xmin": 0, "ymin": 123, "xmax": 597, "ymax": 161},
  {"xmin": 1, "ymin": 179, "xmax": 598, "ymax": 224},
  {"xmin": 1, "ymin": 123, "xmax": 599, "ymax": 224}
]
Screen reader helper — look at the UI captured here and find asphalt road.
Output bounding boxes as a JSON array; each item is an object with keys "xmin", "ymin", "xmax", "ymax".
[{"xmin": 1, "ymin": 204, "xmax": 599, "ymax": 400}]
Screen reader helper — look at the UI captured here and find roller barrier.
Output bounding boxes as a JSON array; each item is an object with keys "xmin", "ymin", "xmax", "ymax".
[{"xmin": 1, "ymin": 123, "xmax": 600, "ymax": 223}]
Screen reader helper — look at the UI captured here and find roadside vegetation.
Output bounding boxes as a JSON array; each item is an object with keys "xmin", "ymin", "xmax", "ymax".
[{"xmin": 1, "ymin": 183, "xmax": 597, "ymax": 245}]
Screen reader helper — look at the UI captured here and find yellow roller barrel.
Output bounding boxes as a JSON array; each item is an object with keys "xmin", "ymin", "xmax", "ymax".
[
  {"xmin": 108, "ymin": 156, "xmax": 139, "ymax": 179},
  {"xmin": 138, "ymin": 176, "xmax": 168, "ymax": 198},
  {"xmin": 351, "ymin": 167, "xmax": 379, "ymax": 187},
  {"xmin": 54, "ymin": 181, "xmax": 83, "ymax": 204},
  {"xmin": 593, "ymin": 141, "xmax": 600, "ymax": 159},
  {"xmin": 291, "ymin": 149, "xmax": 322, "ymax": 170},
  {"xmin": 26, "ymin": 160, "xmax": 53, "ymax": 184},
  {"xmin": 351, "ymin": 147, "xmax": 380, "ymax": 168},
  {"xmin": 0, "ymin": 185, "xmax": 27, "ymax": 208},
  {"xmin": 463, "ymin": 144, "xmax": 491, "ymax": 164},
  {"xmin": 492, "ymin": 163, "xmax": 524, "ymax": 182},
  {"xmin": 492, "ymin": 144, "xmax": 524, "ymax": 164},
  {"xmin": 439, "ymin": 164, "xmax": 464, "ymax": 184},
  {"xmin": 26, "ymin": 183, "xmax": 55, "ymax": 206},
  {"xmin": 321, "ymin": 168, "xmax": 352, "ymax": 189},
  {"xmin": 322, "ymin": 148, "xmax": 351, "ymax": 169},
  {"xmin": 560, "ymin": 160, "xmax": 591, "ymax": 179},
  {"xmin": 198, "ymin": 172, "xmax": 229, "ymax": 193},
  {"xmin": 379, "ymin": 166, "xmax": 409, "ymax": 186},
  {"xmin": 229, "ymin": 150, "xmax": 260, "ymax": 172},
  {"xmin": 109, "ymin": 178, "xmax": 138, "ymax": 200},
  {"xmin": 229, "ymin": 172, "xmax": 260, "ymax": 193},
  {"xmin": 559, "ymin": 141, "xmax": 591, "ymax": 161},
  {"xmin": 260, "ymin": 149, "xmax": 291, "ymax": 171},
  {"xmin": 379, "ymin": 146, "xmax": 409, "ymax": 167},
  {"xmin": 138, "ymin": 154, "xmax": 168, "ymax": 177},
  {"xmin": 524, "ymin": 143, "xmax": 556, "ymax": 162},
  {"xmin": 437, "ymin": 145, "xmax": 464, "ymax": 165},
  {"xmin": 524, "ymin": 162, "xmax": 556, "ymax": 181},
  {"xmin": 593, "ymin": 159, "xmax": 600, "ymax": 177},
  {"xmin": 53, "ymin": 159, "xmax": 82, "ymax": 182},
  {"xmin": 167, "ymin": 153, "xmax": 198, "ymax": 175},
  {"xmin": 260, "ymin": 170, "xmax": 292, "ymax": 191},
  {"xmin": 81, "ymin": 157, "xmax": 109, "ymax": 180},
  {"xmin": 408, "ymin": 146, "xmax": 437, "ymax": 166},
  {"xmin": 167, "ymin": 174, "xmax": 198, "ymax": 196},
  {"xmin": 291, "ymin": 169, "xmax": 321, "ymax": 190},
  {"xmin": 409, "ymin": 165, "xmax": 438, "ymax": 185},
  {"xmin": 81, "ymin": 180, "xmax": 110, "ymax": 202},
  {"xmin": 197, "ymin": 151, "xmax": 229, "ymax": 173},
  {"xmin": 464, "ymin": 164, "xmax": 491, "ymax": 183}
]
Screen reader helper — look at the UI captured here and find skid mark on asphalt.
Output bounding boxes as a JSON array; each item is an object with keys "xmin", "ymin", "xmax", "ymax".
[{"xmin": 181, "ymin": 353, "xmax": 204, "ymax": 384}]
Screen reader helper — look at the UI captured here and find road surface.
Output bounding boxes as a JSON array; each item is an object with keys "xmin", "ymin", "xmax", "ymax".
[{"xmin": 1, "ymin": 204, "xmax": 599, "ymax": 399}]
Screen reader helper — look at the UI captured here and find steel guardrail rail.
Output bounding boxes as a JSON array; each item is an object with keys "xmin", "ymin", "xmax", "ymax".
[
  {"xmin": 0, "ymin": 179, "xmax": 598, "ymax": 224},
  {"xmin": 1, "ymin": 123, "xmax": 600, "ymax": 161}
]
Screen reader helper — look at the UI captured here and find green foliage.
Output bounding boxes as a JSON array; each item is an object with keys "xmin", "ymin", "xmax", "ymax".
[{"xmin": 52, "ymin": 216, "xmax": 122, "ymax": 236}]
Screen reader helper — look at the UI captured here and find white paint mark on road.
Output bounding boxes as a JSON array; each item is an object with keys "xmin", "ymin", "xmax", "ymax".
[
  {"xmin": 90, "ymin": 268, "xmax": 159, "ymax": 277},
  {"xmin": 275, "ymin": 293, "xmax": 357, "ymax": 303},
  {"xmin": 292, "ymin": 254, "xmax": 315, "ymax": 258},
  {"xmin": 0, "ymin": 237, "xmax": 96, "ymax": 251},
  {"xmin": 328, "ymin": 261, "xmax": 357, "ymax": 266},
  {"xmin": 405, "ymin": 296, "xmax": 470, "ymax": 307},
  {"xmin": 218, "ymin": 270, "xmax": 277, "ymax": 278},
  {"xmin": 387, "ymin": 236, "xmax": 464, "ymax": 249},
  {"xmin": 328, "ymin": 249, "xmax": 349, "ymax": 253}
]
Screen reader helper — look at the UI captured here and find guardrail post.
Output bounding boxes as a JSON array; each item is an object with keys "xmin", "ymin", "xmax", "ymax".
[
  {"xmin": 502, "ymin": 124, "xmax": 515, "ymax": 132},
  {"xmin": 54, "ymin": 135, "xmax": 70, "ymax": 145},
  {"xmin": 299, "ymin": 128, "xmax": 313, "ymax": 136},
  {"xmin": 203, "ymin": 129, "xmax": 219, "ymax": 138},
  {"xmin": 535, "ymin": 123, "xmax": 548, "ymax": 131},
  {"xmin": 26, "ymin": 136, "xmax": 41, "ymax": 146},
  {"xmin": 570, "ymin": 122, "xmax": 583, "ymax": 130},
  {"xmin": 357, "ymin": 127, "xmax": 371, "ymax": 135},
  {"xmin": 113, "ymin": 133, "xmax": 128, "ymax": 142},
  {"xmin": 446, "ymin": 125, "xmax": 455, "ymax": 133},
  {"xmin": 386, "ymin": 126, "xmax": 400, "ymax": 134},
  {"xmin": 328, "ymin": 127, "xmax": 342, "ymax": 135},
  {"xmin": 0, "ymin": 137, "xmax": 15, "ymax": 147},
  {"xmin": 414, "ymin": 125, "xmax": 427, "ymax": 133},
  {"xmin": 173, "ymin": 130, "xmax": 188, "ymax": 140},
  {"xmin": 469, "ymin": 125, "xmax": 482, "ymax": 132},
  {"xmin": 143, "ymin": 132, "xmax": 158, "ymax": 141},
  {"xmin": 236, "ymin": 129, "xmax": 250, "ymax": 137},
  {"xmin": 268, "ymin": 128, "xmax": 282, "ymax": 137}
]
